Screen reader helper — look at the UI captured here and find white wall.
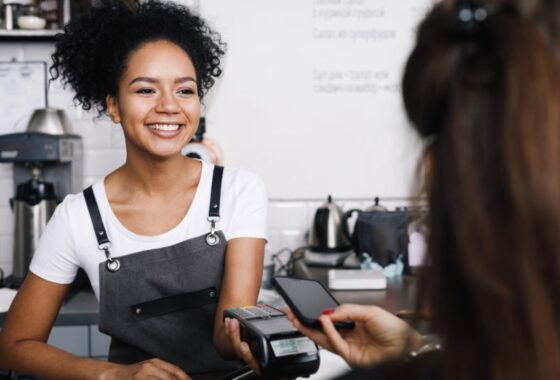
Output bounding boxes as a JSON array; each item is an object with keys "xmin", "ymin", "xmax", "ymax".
[
  {"xmin": 0, "ymin": 0, "xmax": 433, "ymax": 275},
  {"xmin": 196, "ymin": 0, "xmax": 432, "ymax": 198}
]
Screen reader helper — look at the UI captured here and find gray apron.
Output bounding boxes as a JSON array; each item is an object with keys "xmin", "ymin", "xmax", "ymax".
[{"xmin": 83, "ymin": 166, "xmax": 243, "ymax": 375}]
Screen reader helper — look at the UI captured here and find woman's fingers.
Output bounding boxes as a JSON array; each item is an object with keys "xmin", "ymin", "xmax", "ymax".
[
  {"xmin": 226, "ymin": 318, "xmax": 242, "ymax": 356},
  {"xmin": 132, "ymin": 359, "xmax": 191, "ymax": 380},
  {"xmin": 224, "ymin": 318, "xmax": 237, "ymax": 346},
  {"xmin": 288, "ymin": 313, "xmax": 333, "ymax": 351},
  {"xmin": 149, "ymin": 358, "xmax": 191, "ymax": 380},
  {"xmin": 225, "ymin": 318, "xmax": 261, "ymax": 375},
  {"xmin": 101, "ymin": 358, "xmax": 191, "ymax": 380},
  {"xmin": 328, "ymin": 304, "xmax": 371, "ymax": 322},
  {"xmin": 238, "ymin": 341, "xmax": 261, "ymax": 375},
  {"xmin": 225, "ymin": 318, "xmax": 246, "ymax": 363},
  {"xmin": 318, "ymin": 315, "xmax": 350, "ymax": 360}
]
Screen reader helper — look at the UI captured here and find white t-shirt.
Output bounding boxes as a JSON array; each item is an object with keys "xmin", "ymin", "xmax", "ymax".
[{"xmin": 29, "ymin": 161, "xmax": 267, "ymax": 299}]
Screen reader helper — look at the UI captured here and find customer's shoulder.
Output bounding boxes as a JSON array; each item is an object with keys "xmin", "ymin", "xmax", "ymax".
[{"xmin": 337, "ymin": 351, "xmax": 443, "ymax": 380}]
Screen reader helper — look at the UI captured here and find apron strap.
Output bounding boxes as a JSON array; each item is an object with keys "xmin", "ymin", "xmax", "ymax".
[
  {"xmin": 206, "ymin": 165, "xmax": 224, "ymax": 246},
  {"xmin": 83, "ymin": 186, "xmax": 110, "ymax": 247},
  {"xmin": 84, "ymin": 186, "xmax": 120, "ymax": 271},
  {"xmin": 209, "ymin": 165, "xmax": 224, "ymax": 219}
]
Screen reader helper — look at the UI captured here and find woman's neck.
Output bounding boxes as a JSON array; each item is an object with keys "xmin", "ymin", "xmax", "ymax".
[{"xmin": 109, "ymin": 148, "xmax": 201, "ymax": 198}]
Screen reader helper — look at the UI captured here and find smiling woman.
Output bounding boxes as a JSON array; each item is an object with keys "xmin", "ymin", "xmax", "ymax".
[{"xmin": 0, "ymin": 1, "xmax": 267, "ymax": 380}]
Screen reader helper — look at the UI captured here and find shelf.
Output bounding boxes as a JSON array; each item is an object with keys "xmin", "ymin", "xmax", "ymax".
[{"xmin": 0, "ymin": 29, "xmax": 62, "ymax": 42}]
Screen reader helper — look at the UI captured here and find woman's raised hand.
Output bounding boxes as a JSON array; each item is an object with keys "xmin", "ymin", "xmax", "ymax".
[
  {"xmin": 287, "ymin": 304, "xmax": 421, "ymax": 368},
  {"xmin": 98, "ymin": 358, "xmax": 191, "ymax": 380}
]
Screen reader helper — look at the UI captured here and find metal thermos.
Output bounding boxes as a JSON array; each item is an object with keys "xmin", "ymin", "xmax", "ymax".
[{"xmin": 11, "ymin": 168, "xmax": 58, "ymax": 285}]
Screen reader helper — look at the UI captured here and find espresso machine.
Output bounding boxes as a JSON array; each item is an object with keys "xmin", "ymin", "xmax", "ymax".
[{"xmin": 0, "ymin": 108, "xmax": 83, "ymax": 287}]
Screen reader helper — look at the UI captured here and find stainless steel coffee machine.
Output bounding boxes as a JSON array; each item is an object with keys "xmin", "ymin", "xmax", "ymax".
[{"xmin": 0, "ymin": 115, "xmax": 83, "ymax": 287}]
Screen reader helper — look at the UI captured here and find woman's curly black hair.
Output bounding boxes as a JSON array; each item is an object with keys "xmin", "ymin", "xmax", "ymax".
[{"xmin": 50, "ymin": 0, "xmax": 225, "ymax": 115}]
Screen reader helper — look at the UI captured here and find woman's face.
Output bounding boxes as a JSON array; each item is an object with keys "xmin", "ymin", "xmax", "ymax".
[{"xmin": 107, "ymin": 40, "xmax": 200, "ymax": 159}]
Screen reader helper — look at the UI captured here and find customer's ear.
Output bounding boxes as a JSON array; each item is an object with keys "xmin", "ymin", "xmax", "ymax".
[{"xmin": 106, "ymin": 95, "xmax": 121, "ymax": 124}]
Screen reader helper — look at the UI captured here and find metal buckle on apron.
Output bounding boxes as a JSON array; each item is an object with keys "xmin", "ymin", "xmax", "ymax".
[
  {"xmin": 99, "ymin": 242, "xmax": 121, "ymax": 272},
  {"xmin": 206, "ymin": 216, "xmax": 220, "ymax": 246}
]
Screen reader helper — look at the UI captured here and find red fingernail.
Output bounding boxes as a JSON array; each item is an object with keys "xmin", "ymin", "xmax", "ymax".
[{"xmin": 322, "ymin": 308, "xmax": 335, "ymax": 315}]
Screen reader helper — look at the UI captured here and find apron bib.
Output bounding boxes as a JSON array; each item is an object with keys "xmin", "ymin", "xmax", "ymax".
[{"xmin": 83, "ymin": 166, "xmax": 242, "ymax": 374}]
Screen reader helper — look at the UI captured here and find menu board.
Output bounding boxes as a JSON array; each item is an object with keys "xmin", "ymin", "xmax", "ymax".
[
  {"xmin": 194, "ymin": 0, "xmax": 435, "ymax": 199},
  {"xmin": 0, "ymin": 61, "xmax": 47, "ymax": 135}
]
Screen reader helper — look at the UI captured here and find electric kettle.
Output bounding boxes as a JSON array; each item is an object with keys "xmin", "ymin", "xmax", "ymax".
[
  {"xmin": 10, "ymin": 167, "xmax": 58, "ymax": 286},
  {"xmin": 308, "ymin": 195, "xmax": 351, "ymax": 252}
]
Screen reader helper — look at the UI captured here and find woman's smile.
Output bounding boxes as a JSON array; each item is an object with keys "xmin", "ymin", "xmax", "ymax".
[
  {"xmin": 147, "ymin": 123, "xmax": 183, "ymax": 131},
  {"xmin": 146, "ymin": 123, "xmax": 185, "ymax": 138}
]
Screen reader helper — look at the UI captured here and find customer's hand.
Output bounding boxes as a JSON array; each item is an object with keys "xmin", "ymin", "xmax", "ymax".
[
  {"xmin": 224, "ymin": 317, "xmax": 261, "ymax": 375},
  {"xmin": 98, "ymin": 358, "xmax": 190, "ymax": 380},
  {"xmin": 287, "ymin": 304, "xmax": 421, "ymax": 368}
]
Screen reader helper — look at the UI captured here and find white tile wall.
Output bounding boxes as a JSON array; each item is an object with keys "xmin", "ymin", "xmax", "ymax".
[
  {"xmin": 0, "ymin": 236, "xmax": 13, "ymax": 263},
  {"xmin": 0, "ymin": 207, "xmax": 13, "ymax": 236},
  {"xmin": 109, "ymin": 125, "xmax": 126, "ymax": 149},
  {"xmin": 267, "ymin": 201, "xmax": 309, "ymax": 230},
  {"xmin": 0, "ymin": 163, "xmax": 12, "ymax": 176},
  {"xmin": 74, "ymin": 120, "xmax": 113, "ymax": 150},
  {"xmin": 265, "ymin": 230, "xmax": 281, "ymax": 254},
  {"xmin": 83, "ymin": 150, "xmax": 126, "ymax": 179},
  {"xmin": 0, "ymin": 179, "xmax": 13, "ymax": 207}
]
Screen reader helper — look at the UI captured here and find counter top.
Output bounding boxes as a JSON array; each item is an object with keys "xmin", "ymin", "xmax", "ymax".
[
  {"xmin": 293, "ymin": 258, "xmax": 421, "ymax": 314},
  {"xmin": 1, "ymin": 264, "xmax": 422, "ymax": 327},
  {"xmin": 0, "ymin": 290, "xmax": 99, "ymax": 327}
]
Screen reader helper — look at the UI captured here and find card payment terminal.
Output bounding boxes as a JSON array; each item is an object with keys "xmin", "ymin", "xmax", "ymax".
[{"xmin": 224, "ymin": 305, "xmax": 320, "ymax": 379}]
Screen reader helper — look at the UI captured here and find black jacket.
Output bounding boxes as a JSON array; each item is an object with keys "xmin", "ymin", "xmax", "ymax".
[{"xmin": 337, "ymin": 350, "xmax": 443, "ymax": 380}]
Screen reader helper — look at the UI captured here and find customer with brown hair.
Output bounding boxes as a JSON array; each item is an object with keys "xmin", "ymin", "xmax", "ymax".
[{"xmin": 286, "ymin": 0, "xmax": 560, "ymax": 379}]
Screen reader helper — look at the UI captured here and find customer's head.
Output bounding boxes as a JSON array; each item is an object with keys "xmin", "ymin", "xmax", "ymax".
[
  {"xmin": 403, "ymin": 1, "xmax": 560, "ymax": 379},
  {"xmin": 50, "ymin": 0, "xmax": 225, "ymax": 115}
]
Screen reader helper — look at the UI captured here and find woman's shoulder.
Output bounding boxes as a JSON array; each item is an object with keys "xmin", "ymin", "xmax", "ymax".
[
  {"xmin": 53, "ymin": 182, "xmax": 104, "ymax": 222},
  {"xmin": 53, "ymin": 190, "xmax": 86, "ymax": 218}
]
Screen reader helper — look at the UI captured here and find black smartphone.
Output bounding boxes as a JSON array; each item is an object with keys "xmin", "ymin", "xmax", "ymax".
[{"xmin": 272, "ymin": 276, "xmax": 354, "ymax": 330}]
